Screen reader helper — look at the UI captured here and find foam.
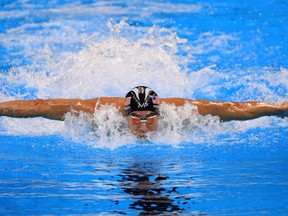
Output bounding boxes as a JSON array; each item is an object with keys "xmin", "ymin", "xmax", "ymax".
[{"xmin": 57, "ymin": 102, "xmax": 224, "ymax": 149}]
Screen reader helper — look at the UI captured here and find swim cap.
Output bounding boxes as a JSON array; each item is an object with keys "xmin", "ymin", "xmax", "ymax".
[{"xmin": 124, "ymin": 86, "xmax": 159, "ymax": 116}]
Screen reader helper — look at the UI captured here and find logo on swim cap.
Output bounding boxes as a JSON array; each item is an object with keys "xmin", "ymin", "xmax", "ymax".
[{"xmin": 124, "ymin": 86, "xmax": 159, "ymax": 116}]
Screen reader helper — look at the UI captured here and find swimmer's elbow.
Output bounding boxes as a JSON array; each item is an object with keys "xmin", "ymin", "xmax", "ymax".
[
  {"xmin": 40, "ymin": 99, "xmax": 69, "ymax": 121},
  {"xmin": 216, "ymin": 103, "xmax": 259, "ymax": 121},
  {"xmin": 219, "ymin": 102, "xmax": 287, "ymax": 121}
]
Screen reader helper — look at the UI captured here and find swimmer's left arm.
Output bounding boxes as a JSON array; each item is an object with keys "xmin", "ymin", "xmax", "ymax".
[
  {"xmin": 195, "ymin": 100, "xmax": 288, "ymax": 121},
  {"xmin": 161, "ymin": 98, "xmax": 288, "ymax": 121}
]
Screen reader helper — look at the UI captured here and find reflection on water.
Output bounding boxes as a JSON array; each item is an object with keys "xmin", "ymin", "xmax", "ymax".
[{"xmin": 118, "ymin": 163, "xmax": 183, "ymax": 215}]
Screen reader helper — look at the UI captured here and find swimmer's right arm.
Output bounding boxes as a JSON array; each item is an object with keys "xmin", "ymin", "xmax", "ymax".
[
  {"xmin": 0, "ymin": 99, "xmax": 97, "ymax": 120},
  {"xmin": 0, "ymin": 97, "xmax": 125, "ymax": 120}
]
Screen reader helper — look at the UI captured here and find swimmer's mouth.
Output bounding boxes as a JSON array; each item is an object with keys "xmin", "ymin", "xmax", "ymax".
[{"xmin": 138, "ymin": 134, "xmax": 148, "ymax": 139}]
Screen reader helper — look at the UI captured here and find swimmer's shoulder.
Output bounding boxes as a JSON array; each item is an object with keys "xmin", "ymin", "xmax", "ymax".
[
  {"xmin": 82, "ymin": 97, "xmax": 125, "ymax": 114},
  {"xmin": 160, "ymin": 98, "xmax": 201, "ymax": 106},
  {"xmin": 81, "ymin": 97, "xmax": 124, "ymax": 105}
]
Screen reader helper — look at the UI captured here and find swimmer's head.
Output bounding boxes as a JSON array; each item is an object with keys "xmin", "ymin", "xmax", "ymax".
[
  {"xmin": 124, "ymin": 86, "xmax": 160, "ymax": 139},
  {"xmin": 124, "ymin": 86, "xmax": 159, "ymax": 116}
]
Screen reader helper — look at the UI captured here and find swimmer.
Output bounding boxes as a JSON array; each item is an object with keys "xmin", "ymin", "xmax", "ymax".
[{"xmin": 0, "ymin": 86, "xmax": 287, "ymax": 138}]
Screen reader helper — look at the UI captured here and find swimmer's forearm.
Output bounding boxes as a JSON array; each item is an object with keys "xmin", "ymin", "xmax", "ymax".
[
  {"xmin": 0, "ymin": 99, "xmax": 95, "ymax": 120},
  {"xmin": 195, "ymin": 100, "xmax": 288, "ymax": 121},
  {"xmin": 0, "ymin": 99, "xmax": 67, "ymax": 120}
]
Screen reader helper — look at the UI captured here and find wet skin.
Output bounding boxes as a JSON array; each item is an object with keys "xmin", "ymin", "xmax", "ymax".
[{"xmin": 126, "ymin": 111, "xmax": 159, "ymax": 139}]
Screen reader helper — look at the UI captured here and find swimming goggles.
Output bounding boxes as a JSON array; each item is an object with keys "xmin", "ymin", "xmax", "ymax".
[{"xmin": 129, "ymin": 114, "xmax": 158, "ymax": 124}]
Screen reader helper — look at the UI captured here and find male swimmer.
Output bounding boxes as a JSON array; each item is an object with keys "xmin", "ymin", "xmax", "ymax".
[{"xmin": 0, "ymin": 86, "xmax": 287, "ymax": 139}]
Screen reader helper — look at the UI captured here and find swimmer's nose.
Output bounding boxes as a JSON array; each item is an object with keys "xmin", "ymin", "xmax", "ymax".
[{"xmin": 138, "ymin": 122, "xmax": 148, "ymax": 133}]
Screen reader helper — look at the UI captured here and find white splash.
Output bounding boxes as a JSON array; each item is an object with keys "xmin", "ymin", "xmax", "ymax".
[
  {"xmin": 64, "ymin": 104, "xmax": 137, "ymax": 149},
  {"xmin": 2, "ymin": 19, "xmax": 190, "ymax": 99},
  {"xmin": 148, "ymin": 102, "xmax": 222, "ymax": 145},
  {"xmin": 56, "ymin": 102, "xmax": 224, "ymax": 149}
]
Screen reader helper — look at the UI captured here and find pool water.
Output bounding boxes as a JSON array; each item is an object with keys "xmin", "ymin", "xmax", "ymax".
[{"xmin": 0, "ymin": 0, "xmax": 287, "ymax": 215}]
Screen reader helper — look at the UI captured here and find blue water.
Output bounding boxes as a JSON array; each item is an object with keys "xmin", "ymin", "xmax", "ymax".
[{"xmin": 0, "ymin": 0, "xmax": 288, "ymax": 215}]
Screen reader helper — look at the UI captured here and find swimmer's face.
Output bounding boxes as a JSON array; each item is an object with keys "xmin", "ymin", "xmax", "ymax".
[{"xmin": 126, "ymin": 111, "xmax": 159, "ymax": 139}]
